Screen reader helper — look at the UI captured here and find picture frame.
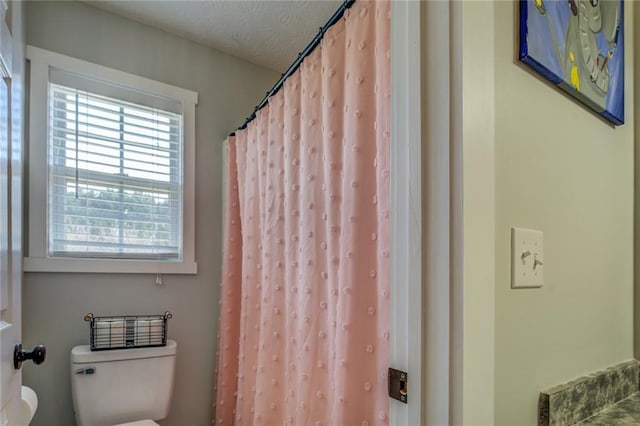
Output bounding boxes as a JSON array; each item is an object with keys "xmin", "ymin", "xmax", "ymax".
[{"xmin": 519, "ymin": 0, "xmax": 624, "ymax": 125}]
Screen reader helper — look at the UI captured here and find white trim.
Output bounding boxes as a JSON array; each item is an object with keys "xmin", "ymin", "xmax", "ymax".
[
  {"xmin": 390, "ymin": 1, "xmax": 423, "ymax": 424},
  {"xmin": 23, "ymin": 257, "xmax": 197, "ymax": 274},
  {"xmin": 422, "ymin": 1, "xmax": 453, "ymax": 425},
  {"xmin": 450, "ymin": 1, "xmax": 464, "ymax": 423},
  {"xmin": 391, "ymin": 1, "xmax": 471, "ymax": 424},
  {"xmin": 25, "ymin": 46, "xmax": 199, "ymax": 274},
  {"xmin": 182, "ymin": 100, "xmax": 197, "ymax": 273}
]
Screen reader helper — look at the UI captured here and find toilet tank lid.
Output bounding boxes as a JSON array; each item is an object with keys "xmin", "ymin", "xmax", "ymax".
[{"xmin": 71, "ymin": 340, "xmax": 177, "ymax": 363}]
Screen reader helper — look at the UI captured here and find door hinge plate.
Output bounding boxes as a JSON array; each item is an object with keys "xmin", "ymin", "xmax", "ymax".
[{"xmin": 388, "ymin": 367, "xmax": 408, "ymax": 403}]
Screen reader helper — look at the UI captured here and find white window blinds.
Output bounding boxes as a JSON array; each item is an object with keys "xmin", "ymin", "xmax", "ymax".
[{"xmin": 48, "ymin": 83, "xmax": 183, "ymax": 260}]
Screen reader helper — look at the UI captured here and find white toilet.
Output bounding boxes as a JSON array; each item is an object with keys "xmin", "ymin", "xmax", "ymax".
[{"xmin": 70, "ymin": 340, "xmax": 177, "ymax": 426}]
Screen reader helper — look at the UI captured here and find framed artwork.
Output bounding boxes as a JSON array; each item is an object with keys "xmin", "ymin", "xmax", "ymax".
[{"xmin": 519, "ymin": 0, "xmax": 624, "ymax": 125}]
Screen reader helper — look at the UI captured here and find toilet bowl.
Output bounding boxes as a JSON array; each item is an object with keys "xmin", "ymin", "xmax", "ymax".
[{"xmin": 70, "ymin": 340, "xmax": 177, "ymax": 426}]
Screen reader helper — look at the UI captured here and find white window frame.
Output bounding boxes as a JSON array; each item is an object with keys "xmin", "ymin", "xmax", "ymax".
[{"xmin": 24, "ymin": 46, "xmax": 198, "ymax": 274}]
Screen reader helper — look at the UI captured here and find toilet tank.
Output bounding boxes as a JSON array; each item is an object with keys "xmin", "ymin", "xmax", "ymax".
[{"xmin": 71, "ymin": 340, "xmax": 177, "ymax": 426}]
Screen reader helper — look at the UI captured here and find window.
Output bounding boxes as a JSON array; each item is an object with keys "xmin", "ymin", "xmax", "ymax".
[
  {"xmin": 49, "ymin": 84, "xmax": 182, "ymax": 259},
  {"xmin": 25, "ymin": 47, "xmax": 198, "ymax": 273}
]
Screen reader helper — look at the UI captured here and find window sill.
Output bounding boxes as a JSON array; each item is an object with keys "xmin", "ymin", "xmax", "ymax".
[{"xmin": 23, "ymin": 257, "xmax": 198, "ymax": 274}]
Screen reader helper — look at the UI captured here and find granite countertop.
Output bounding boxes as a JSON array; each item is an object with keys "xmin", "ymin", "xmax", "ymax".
[{"xmin": 577, "ymin": 393, "xmax": 640, "ymax": 425}]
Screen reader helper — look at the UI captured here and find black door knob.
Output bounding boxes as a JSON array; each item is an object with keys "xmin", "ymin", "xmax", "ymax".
[{"xmin": 13, "ymin": 344, "xmax": 46, "ymax": 370}]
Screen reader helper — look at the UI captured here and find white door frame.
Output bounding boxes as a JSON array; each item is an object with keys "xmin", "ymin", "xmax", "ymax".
[
  {"xmin": 389, "ymin": 1, "xmax": 423, "ymax": 424},
  {"xmin": 390, "ymin": 1, "xmax": 453, "ymax": 424},
  {"xmin": 390, "ymin": 1, "xmax": 496, "ymax": 425}
]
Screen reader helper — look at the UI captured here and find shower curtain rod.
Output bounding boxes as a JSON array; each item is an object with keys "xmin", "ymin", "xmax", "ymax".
[{"xmin": 228, "ymin": 0, "xmax": 356, "ymax": 137}]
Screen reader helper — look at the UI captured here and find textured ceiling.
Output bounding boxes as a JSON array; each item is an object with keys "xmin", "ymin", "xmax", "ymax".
[{"xmin": 84, "ymin": 0, "xmax": 343, "ymax": 72}]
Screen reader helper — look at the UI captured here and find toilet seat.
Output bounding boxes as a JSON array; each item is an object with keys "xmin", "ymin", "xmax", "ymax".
[{"xmin": 114, "ymin": 420, "xmax": 159, "ymax": 426}]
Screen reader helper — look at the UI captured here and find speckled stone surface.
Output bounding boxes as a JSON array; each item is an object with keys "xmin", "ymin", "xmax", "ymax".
[
  {"xmin": 576, "ymin": 394, "xmax": 640, "ymax": 425},
  {"xmin": 538, "ymin": 360, "xmax": 639, "ymax": 425}
]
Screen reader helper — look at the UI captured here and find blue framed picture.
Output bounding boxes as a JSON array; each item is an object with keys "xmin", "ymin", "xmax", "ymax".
[{"xmin": 519, "ymin": 0, "xmax": 624, "ymax": 125}]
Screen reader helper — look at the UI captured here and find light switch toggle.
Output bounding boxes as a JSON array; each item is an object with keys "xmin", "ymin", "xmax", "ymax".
[{"xmin": 533, "ymin": 254, "xmax": 543, "ymax": 270}]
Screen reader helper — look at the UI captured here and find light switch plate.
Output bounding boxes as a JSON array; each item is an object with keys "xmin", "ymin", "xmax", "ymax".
[{"xmin": 511, "ymin": 227, "xmax": 543, "ymax": 288}]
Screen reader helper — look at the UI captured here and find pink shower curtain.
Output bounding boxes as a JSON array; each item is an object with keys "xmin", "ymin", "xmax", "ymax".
[{"xmin": 215, "ymin": 1, "xmax": 390, "ymax": 424}]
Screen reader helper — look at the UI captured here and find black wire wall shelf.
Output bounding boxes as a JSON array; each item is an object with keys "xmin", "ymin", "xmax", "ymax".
[{"xmin": 84, "ymin": 311, "xmax": 172, "ymax": 351}]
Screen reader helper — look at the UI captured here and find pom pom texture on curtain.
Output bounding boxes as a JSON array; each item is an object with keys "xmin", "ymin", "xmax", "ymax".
[{"xmin": 215, "ymin": 1, "xmax": 390, "ymax": 424}]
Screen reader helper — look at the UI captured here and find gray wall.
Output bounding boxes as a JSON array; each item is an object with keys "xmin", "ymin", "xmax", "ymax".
[
  {"xmin": 493, "ymin": 1, "xmax": 634, "ymax": 425},
  {"xmin": 23, "ymin": 2, "xmax": 279, "ymax": 425}
]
